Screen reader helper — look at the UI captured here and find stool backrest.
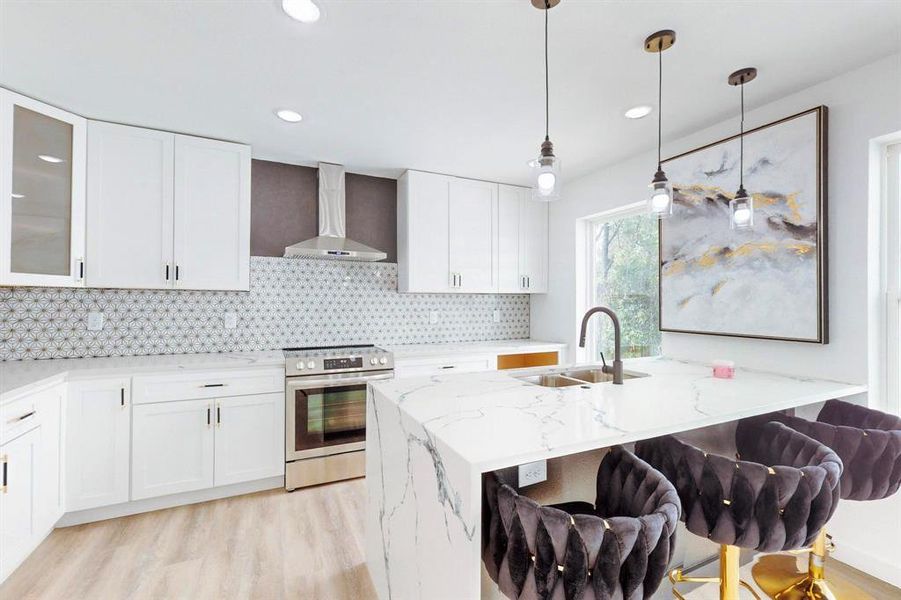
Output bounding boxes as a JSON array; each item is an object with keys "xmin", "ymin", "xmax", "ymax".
[{"xmin": 637, "ymin": 422, "xmax": 841, "ymax": 553}]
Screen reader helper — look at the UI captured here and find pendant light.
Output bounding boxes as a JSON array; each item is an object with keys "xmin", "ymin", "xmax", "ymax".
[
  {"xmin": 528, "ymin": 0, "xmax": 561, "ymax": 201},
  {"xmin": 728, "ymin": 67, "xmax": 757, "ymax": 229},
  {"xmin": 644, "ymin": 30, "xmax": 676, "ymax": 218}
]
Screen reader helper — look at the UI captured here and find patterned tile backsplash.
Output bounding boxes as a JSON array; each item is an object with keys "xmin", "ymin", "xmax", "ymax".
[{"xmin": 0, "ymin": 257, "xmax": 530, "ymax": 361}]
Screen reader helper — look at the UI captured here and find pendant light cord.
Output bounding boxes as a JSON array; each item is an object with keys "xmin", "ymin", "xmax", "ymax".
[
  {"xmin": 544, "ymin": 0, "xmax": 550, "ymax": 141},
  {"xmin": 739, "ymin": 81, "xmax": 745, "ymax": 188},
  {"xmin": 657, "ymin": 43, "xmax": 662, "ymax": 168}
]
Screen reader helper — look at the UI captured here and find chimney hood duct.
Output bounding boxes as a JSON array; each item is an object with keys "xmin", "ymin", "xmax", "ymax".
[{"xmin": 284, "ymin": 163, "xmax": 387, "ymax": 261}]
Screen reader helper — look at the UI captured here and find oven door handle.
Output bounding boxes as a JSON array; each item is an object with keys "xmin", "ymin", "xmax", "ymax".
[{"xmin": 285, "ymin": 372, "xmax": 394, "ymax": 390}]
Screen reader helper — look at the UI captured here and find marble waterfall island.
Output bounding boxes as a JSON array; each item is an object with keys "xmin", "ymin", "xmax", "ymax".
[{"xmin": 364, "ymin": 357, "xmax": 866, "ymax": 600}]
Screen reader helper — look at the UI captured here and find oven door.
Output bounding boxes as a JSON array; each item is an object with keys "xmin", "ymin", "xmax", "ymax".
[{"xmin": 286, "ymin": 371, "xmax": 392, "ymax": 461}]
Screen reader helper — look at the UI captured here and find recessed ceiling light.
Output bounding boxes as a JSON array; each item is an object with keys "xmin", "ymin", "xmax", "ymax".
[
  {"xmin": 11, "ymin": 193, "xmax": 25, "ymax": 199},
  {"xmin": 282, "ymin": 0, "xmax": 320, "ymax": 23},
  {"xmin": 275, "ymin": 109, "xmax": 303, "ymax": 123},
  {"xmin": 624, "ymin": 105, "xmax": 653, "ymax": 120},
  {"xmin": 38, "ymin": 154, "xmax": 65, "ymax": 163}
]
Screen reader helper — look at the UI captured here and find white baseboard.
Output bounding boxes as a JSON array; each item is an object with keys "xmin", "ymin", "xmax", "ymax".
[
  {"xmin": 57, "ymin": 476, "xmax": 284, "ymax": 527},
  {"xmin": 832, "ymin": 538, "xmax": 901, "ymax": 589}
]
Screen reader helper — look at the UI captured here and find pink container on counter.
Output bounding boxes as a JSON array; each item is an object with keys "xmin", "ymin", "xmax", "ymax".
[{"xmin": 712, "ymin": 360, "xmax": 735, "ymax": 379}]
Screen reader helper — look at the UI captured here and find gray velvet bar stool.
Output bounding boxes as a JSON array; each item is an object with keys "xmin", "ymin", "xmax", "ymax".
[
  {"xmin": 635, "ymin": 421, "xmax": 842, "ymax": 600},
  {"xmin": 739, "ymin": 399, "xmax": 901, "ymax": 599},
  {"xmin": 482, "ymin": 445, "xmax": 680, "ymax": 600}
]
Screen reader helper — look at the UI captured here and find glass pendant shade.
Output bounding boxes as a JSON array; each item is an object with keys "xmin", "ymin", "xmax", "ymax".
[
  {"xmin": 529, "ymin": 139, "xmax": 561, "ymax": 201},
  {"xmin": 730, "ymin": 187, "xmax": 754, "ymax": 229},
  {"xmin": 648, "ymin": 169, "xmax": 673, "ymax": 218}
]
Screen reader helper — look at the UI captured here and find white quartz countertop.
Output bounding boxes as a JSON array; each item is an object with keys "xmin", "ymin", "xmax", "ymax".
[
  {"xmin": 385, "ymin": 339, "xmax": 566, "ymax": 360},
  {"xmin": 0, "ymin": 339, "xmax": 565, "ymax": 403},
  {"xmin": 0, "ymin": 351, "xmax": 286, "ymax": 402},
  {"xmin": 369, "ymin": 356, "xmax": 867, "ymax": 472}
]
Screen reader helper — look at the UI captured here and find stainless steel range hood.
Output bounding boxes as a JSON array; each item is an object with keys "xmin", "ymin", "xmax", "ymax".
[{"xmin": 284, "ymin": 163, "xmax": 387, "ymax": 261}]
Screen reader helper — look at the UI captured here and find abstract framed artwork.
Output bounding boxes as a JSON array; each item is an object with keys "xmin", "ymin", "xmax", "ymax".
[{"xmin": 659, "ymin": 106, "xmax": 828, "ymax": 343}]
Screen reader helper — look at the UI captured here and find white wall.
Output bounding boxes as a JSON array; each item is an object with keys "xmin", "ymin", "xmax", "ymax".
[{"xmin": 532, "ymin": 53, "xmax": 901, "ymax": 585}]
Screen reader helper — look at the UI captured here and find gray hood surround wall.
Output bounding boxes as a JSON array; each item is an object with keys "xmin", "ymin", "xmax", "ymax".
[{"xmin": 0, "ymin": 160, "xmax": 528, "ymax": 361}]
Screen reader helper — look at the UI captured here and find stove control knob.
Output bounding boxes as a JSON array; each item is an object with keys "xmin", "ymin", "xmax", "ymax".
[
  {"xmin": 296, "ymin": 361, "xmax": 305, "ymax": 370},
  {"xmin": 370, "ymin": 357, "xmax": 378, "ymax": 366},
  {"xmin": 307, "ymin": 360, "xmax": 316, "ymax": 369},
  {"xmin": 379, "ymin": 357, "xmax": 388, "ymax": 365}
]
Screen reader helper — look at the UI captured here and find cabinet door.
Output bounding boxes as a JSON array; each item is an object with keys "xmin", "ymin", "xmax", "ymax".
[
  {"xmin": 132, "ymin": 399, "xmax": 214, "ymax": 500},
  {"xmin": 519, "ymin": 197, "xmax": 548, "ymax": 293},
  {"xmin": 66, "ymin": 378, "xmax": 130, "ymax": 511},
  {"xmin": 0, "ymin": 428, "xmax": 38, "ymax": 582},
  {"xmin": 497, "ymin": 184, "xmax": 524, "ymax": 293},
  {"xmin": 213, "ymin": 393, "xmax": 284, "ymax": 487},
  {"xmin": 173, "ymin": 135, "xmax": 250, "ymax": 291},
  {"xmin": 448, "ymin": 178, "xmax": 496, "ymax": 292},
  {"xmin": 34, "ymin": 386, "xmax": 63, "ymax": 532},
  {"xmin": 86, "ymin": 121, "xmax": 174, "ymax": 289},
  {"xmin": 397, "ymin": 170, "xmax": 451, "ymax": 293},
  {"xmin": 0, "ymin": 89, "xmax": 86, "ymax": 287}
]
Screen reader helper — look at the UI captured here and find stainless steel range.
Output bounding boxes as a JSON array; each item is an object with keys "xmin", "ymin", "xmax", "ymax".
[{"xmin": 284, "ymin": 344, "xmax": 393, "ymax": 491}]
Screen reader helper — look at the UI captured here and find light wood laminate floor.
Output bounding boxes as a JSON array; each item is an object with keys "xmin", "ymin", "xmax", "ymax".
[
  {"xmin": 1, "ymin": 480, "xmax": 377, "ymax": 600},
  {"xmin": 3, "ymin": 479, "xmax": 897, "ymax": 599}
]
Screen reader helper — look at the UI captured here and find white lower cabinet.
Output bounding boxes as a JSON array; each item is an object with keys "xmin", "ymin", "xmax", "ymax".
[
  {"xmin": 213, "ymin": 393, "xmax": 284, "ymax": 487},
  {"xmin": 0, "ymin": 428, "xmax": 39, "ymax": 581},
  {"xmin": 66, "ymin": 378, "xmax": 130, "ymax": 511},
  {"xmin": 131, "ymin": 399, "xmax": 215, "ymax": 500},
  {"xmin": 132, "ymin": 392, "xmax": 284, "ymax": 501},
  {"xmin": 0, "ymin": 384, "xmax": 63, "ymax": 582}
]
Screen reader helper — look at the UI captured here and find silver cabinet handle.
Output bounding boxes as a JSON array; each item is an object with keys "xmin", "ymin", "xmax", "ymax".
[
  {"xmin": 527, "ymin": 276, "xmax": 530, "ymax": 289},
  {"xmin": 120, "ymin": 387, "xmax": 126, "ymax": 408},
  {"xmin": 207, "ymin": 404, "xmax": 212, "ymax": 428},
  {"xmin": 1, "ymin": 454, "xmax": 7, "ymax": 494}
]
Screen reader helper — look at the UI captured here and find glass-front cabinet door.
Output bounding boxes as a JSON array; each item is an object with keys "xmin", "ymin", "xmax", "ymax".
[{"xmin": 0, "ymin": 89, "xmax": 86, "ymax": 287}]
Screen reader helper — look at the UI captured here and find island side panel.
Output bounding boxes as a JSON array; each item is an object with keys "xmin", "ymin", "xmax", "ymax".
[{"xmin": 366, "ymin": 386, "xmax": 482, "ymax": 600}]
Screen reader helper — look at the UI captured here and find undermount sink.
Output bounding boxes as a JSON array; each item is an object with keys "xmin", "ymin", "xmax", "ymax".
[
  {"xmin": 516, "ymin": 366, "xmax": 649, "ymax": 388},
  {"xmin": 517, "ymin": 374, "xmax": 586, "ymax": 388},
  {"xmin": 559, "ymin": 368, "xmax": 647, "ymax": 384}
]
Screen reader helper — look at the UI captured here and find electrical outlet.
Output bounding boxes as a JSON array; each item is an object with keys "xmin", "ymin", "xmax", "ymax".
[
  {"xmin": 518, "ymin": 460, "xmax": 547, "ymax": 487},
  {"xmin": 86, "ymin": 312, "xmax": 104, "ymax": 331},
  {"xmin": 493, "ymin": 310, "xmax": 501, "ymax": 323},
  {"xmin": 223, "ymin": 312, "xmax": 238, "ymax": 329},
  {"xmin": 429, "ymin": 311, "xmax": 439, "ymax": 325}
]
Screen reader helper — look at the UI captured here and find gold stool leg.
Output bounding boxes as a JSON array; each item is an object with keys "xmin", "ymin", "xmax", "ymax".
[
  {"xmin": 670, "ymin": 545, "xmax": 760, "ymax": 600},
  {"xmin": 752, "ymin": 529, "xmax": 875, "ymax": 599}
]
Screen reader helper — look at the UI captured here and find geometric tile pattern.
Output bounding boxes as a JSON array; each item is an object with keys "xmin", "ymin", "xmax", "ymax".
[{"xmin": 0, "ymin": 257, "xmax": 530, "ymax": 361}]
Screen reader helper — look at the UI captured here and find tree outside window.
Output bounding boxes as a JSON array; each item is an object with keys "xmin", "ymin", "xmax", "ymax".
[{"xmin": 590, "ymin": 211, "xmax": 661, "ymax": 361}]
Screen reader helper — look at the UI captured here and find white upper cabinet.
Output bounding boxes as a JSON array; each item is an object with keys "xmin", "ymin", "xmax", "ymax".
[
  {"xmin": 498, "ymin": 184, "xmax": 548, "ymax": 294},
  {"xmin": 497, "ymin": 184, "xmax": 524, "ymax": 293},
  {"xmin": 399, "ymin": 171, "xmax": 547, "ymax": 295},
  {"xmin": 448, "ymin": 178, "xmax": 496, "ymax": 293},
  {"xmin": 84, "ymin": 123, "xmax": 250, "ymax": 291},
  {"xmin": 398, "ymin": 170, "xmax": 499, "ymax": 294},
  {"xmin": 173, "ymin": 135, "xmax": 251, "ymax": 291},
  {"xmin": 0, "ymin": 89, "xmax": 86, "ymax": 287},
  {"xmin": 86, "ymin": 122, "xmax": 174, "ymax": 289},
  {"xmin": 397, "ymin": 170, "xmax": 451, "ymax": 293},
  {"xmin": 518, "ymin": 192, "xmax": 548, "ymax": 293}
]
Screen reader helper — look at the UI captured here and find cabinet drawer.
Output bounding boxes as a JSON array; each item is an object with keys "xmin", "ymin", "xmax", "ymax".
[
  {"xmin": 394, "ymin": 355, "xmax": 494, "ymax": 379},
  {"xmin": 132, "ymin": 367, "xmax": 283, "ymax": 404},
  {"xmin": 1, "ymin": 393, "xmax": 41, "ymax": 443}
]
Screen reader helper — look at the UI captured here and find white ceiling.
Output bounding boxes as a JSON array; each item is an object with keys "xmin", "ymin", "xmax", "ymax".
[{"xmin": 1, "ymin": 1, "xmax": 899, "ymax": 185}]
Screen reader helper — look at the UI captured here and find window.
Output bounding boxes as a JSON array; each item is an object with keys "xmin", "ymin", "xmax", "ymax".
[
  {"xmin": 885, "ymin": 143, "xmax": 900, "ymax": 414},
  {"xmin": 586, "ymin": 205, "xmax": 661, "ymax": 361}
]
